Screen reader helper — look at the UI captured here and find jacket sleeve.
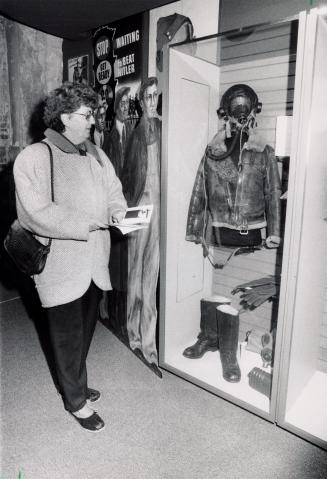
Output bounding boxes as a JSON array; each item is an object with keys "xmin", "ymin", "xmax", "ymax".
[
  {"xmin": 185, "ymin": 155, "xmax": 207, "ymax": 243},
  {"xmin": 103, "ymin": 130, "xmax": 121, "ymax": 178},
  {"xmin": 97, "ymin": 148, "xmax": 127, "ymax": 218},
  {"xmin": 263, "ymin": 145, "xmax": 282, "ymax": 238},
  {"xmin": 121, "ymin": 131, "xmax": 147, "ymax": 207},
  {"xmin": 14, "ymin": 144, "xmax": 91, "ymax": 240}
]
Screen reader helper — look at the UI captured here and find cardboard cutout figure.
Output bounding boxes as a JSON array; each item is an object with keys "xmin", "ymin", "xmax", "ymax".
[{"xmin": 121, "ymin": 77, "xmax": 162, "ymax": 377}]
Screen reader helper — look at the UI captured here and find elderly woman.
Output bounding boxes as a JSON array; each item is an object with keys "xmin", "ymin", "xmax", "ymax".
[{"xmin": 13, "ymin": 82, "xmax": 127, "ymax": 432}]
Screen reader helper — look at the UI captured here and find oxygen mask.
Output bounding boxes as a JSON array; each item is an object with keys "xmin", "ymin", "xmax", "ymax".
[
  {"xmin": 212, "ymin": 84, "xmax": 262, "ymax": 161},
  {"xmin": 217, "ymin": 84, "xmax": 262, "ymax": 136}
]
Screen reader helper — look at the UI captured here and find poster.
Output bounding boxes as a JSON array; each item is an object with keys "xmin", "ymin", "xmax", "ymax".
[
  {"xmin": 92, "ymin": 13, "xmax": 155, "ymax": 373},
  {"xmin": 67, "ymin": 55, "xmax": 89, "ymax": 84},
  {"xmin": 93, "ymin": 12, "xmax": 148, "ymax": 130}
]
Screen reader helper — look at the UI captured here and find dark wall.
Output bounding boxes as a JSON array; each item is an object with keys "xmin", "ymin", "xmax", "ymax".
[
  {"xmin": 62, "ymin": 36, "xmax": 94, "ymax": 85},
  {"xmin": 0, "ymin": 17, "xmax": 62, "ymax": 302}
]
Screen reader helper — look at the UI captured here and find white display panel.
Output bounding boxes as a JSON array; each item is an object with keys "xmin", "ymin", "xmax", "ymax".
[
  {"xmin": 277, "ymin": 10, "xmax": 327, "ymax": 449},
  {"xmin": 160, "ymin": 48, "xmax": 218, "ymax": 354}
]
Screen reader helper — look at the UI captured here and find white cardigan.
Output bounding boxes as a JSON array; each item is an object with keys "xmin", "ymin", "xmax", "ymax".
[{"xmin": 14, "ymin": 132, "xmax": 127, "ymax": 307}]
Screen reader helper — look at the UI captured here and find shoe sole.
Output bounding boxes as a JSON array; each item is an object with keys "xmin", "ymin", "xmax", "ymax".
[
  {"xmin": 223, "ymin": 377, "xmax": 241, "ymax": 383},
  {"xmin": 87, "ymin": 396, "xmax": 101, "ymax": 403},
  {"xmin": 183, "ymin": 346, "xmax": 218, "ymax": 359},
  {"xmin": 82, "ymin": 424, "xmax": 105, "ymax": 433},
  {"xmin": 71, "ymin": 416, "xmax": 105, "ymax": 433},
  {"xmin": 70, "ymin": 412, "xmax": 105, "ymax": 432}
]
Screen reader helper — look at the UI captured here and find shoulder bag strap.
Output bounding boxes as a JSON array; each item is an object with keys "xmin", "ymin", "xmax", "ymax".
[
  {"xmin": 40, "ymin": 141, "xmax": 54, "ymax": 202},
  {"xmin": 40, "ymin": 141, "xmax": 54, "ymax": 246}
]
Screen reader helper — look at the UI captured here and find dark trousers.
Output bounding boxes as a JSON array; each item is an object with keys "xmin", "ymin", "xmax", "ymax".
[{"xmin": 46, "ymin": 282, "xmax": 102, "ymax": 412}]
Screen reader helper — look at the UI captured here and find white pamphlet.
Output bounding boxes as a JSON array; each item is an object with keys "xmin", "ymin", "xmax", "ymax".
[{"xmin": 112, "ymin": 204, "xmax": 153, "ymax": 235}]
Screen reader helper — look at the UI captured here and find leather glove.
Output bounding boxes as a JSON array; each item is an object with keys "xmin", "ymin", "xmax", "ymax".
[
  {"xmin": 231, "ymin": 275, "xmax": 280, "ymax": 309},
  {"xmin": 266, "ymin": 235, "xmax": 281, "ymax": 248},
  {"xmin": 239, "ymin": 286, "xmax": 277, "ymax": 308},
  {"xmin": 231, "ymin": 275, "xmax": 280, "ymax": 295}
]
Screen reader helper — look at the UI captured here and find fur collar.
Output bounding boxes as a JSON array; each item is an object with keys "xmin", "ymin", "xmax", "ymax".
[
  {"xmin": 242, "ymin": 128, "xmax": 267, "ymax": 153},
  {"xmin": 208, "ymin": 128, "xmax": 267, "ymax": 155},
  {"xmin": 44, "ymin": 128, "xmax": 103, "ymax": 166}
]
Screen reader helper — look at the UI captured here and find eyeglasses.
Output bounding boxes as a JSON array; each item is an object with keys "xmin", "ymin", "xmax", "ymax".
[
  {"xmin": 71, "ymin": 111, "xmax": 95, "ymax": 121},
  {"xmin": 144, "ymin": 92, "xmax": 158, "ymax": 103},
  {"xmin": 119, "ymin": 100, "xmax": 129, "ymax": 108}
]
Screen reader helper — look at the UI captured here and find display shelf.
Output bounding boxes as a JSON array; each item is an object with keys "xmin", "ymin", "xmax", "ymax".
[{"xmin": 163, "ymin": 341, "xmax": 271, "ymax": 413}]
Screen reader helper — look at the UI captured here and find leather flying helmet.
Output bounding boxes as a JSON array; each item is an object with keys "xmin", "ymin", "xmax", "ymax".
[{"xmin": 219, "ymin": 84, "xmax": 262, "ymax": 125}]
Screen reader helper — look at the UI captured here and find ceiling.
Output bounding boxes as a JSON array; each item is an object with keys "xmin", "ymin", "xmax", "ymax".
[{"xmin": 0, "ymin": 0, "xmax": 175, "ymax": 39}]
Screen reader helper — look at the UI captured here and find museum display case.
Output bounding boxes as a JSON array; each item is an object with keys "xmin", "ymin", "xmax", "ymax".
[
  {"xmin": 159, "ymin": 8, "xmax": 327, "ymax": 449},
  {"xmin": 275, "ymin": 9, "xmax": 327, "ymax": 450}
]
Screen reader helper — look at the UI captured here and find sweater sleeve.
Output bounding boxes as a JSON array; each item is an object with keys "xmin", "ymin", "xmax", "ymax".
[{"xmin": 14, "ymin": 144, "xmax": 90, "ymax": 240}]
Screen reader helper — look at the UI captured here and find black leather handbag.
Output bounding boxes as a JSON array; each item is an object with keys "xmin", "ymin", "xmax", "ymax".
[{"xmin": 4, "ymin": 142, "xmax": 54, "ymax": 275}]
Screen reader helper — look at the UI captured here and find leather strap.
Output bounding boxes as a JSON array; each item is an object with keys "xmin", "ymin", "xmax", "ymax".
[
  {"xmin": 40, "ymin": 141, "xmax": 54, "ymax": 247},
  {"xmin": 202, "ymin": 240, "xmax": 262, "ymax": 270}
]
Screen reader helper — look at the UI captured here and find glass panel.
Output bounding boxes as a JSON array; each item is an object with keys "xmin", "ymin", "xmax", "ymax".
[
  {"xmin": 160, "ymin": 19, "xmax": 299, "ymax": 416},
  {"xmin": 282, "ymin": 12, "xmax": 327, "ymax": 445}
]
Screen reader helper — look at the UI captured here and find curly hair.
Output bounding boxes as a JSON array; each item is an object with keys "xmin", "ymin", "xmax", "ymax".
[{"xmin": 43, "ymin": 82, "xmax": 98, "ymax": 133}]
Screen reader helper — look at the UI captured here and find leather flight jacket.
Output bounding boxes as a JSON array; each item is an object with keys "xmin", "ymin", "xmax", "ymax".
[{"xmin": 186, "ymin": 138, "xmax": 281, "ymax": 247}]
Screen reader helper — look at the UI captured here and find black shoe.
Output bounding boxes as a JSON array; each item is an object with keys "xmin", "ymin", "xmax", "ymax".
[
  {"xmin": 133, "ymin": 348, "xmax": 144, "ymax": 360},
  {"xmin": 133, "ymin": 348, "xmax": 163, "ymax": 378},
  {"xmin": 87, "ymin": 388, "xmax": 101, "ymax": 403},
  {"xmin": 71, "ymin": 411, "xmax": 105, "ymax": 432},
  {"xmin": 150, "ymin": 362, "xmax": 163, "ymax": 378},
  {"xmin": 183, "ymin": 337, "xmax": 218, "ymax": 359}
]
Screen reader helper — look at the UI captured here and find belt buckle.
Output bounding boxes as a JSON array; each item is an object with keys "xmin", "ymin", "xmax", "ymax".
[{"xmin": 240, "ymin": 228, "xmax": 248, "ymax": 235}]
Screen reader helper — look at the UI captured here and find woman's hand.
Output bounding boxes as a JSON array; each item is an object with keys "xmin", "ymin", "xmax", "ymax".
[{"xmin": 89, "ymin": 220, "xmax": 109, "ymax": 231}]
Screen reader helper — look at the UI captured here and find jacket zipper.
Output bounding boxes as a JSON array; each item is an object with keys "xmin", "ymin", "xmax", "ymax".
[{"xmin": 234, "ymin": 147, "xmax": 248, "ymax": 232}]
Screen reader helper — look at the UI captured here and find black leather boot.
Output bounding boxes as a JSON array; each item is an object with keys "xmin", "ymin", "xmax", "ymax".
[
  {"xmin": 183, "ymin": 333, "xmax": 218, "ymax": 358},
  {"xmin": 183, "ymin": 296, "xmax": 230, "ymax": 359},
  {"xmin": 217, "ymin": 305, "xmax": 241, "ymax": 382}
]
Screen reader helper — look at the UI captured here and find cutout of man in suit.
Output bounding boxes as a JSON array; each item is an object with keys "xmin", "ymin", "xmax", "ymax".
[{"xmin": 121, "ymin": 77, "xmax": 162, "ymax": 377}]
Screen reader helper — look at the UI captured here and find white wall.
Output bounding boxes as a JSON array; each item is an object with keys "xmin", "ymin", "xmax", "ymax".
[
  {"xmin": 182, "ymin": 0, "xmax": 220, "ymax": 37},
  {"xmin": 148, "ymin": 0, "xmax": 220, "ymax": 76},
  {"xmin": 219, "ymin": 0, "xmax": 327, "ymax": 32}
]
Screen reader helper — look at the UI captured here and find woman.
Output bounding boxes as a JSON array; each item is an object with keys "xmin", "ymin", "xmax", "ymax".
[{"xmin": 13, "ymin": 82, "xmax": 127, "ymax": 432}]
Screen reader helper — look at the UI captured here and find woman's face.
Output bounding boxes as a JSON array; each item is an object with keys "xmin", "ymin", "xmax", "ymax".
[{"xmin": 61, "ymin": 104, "xmax": 95, "ymax": 144}]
